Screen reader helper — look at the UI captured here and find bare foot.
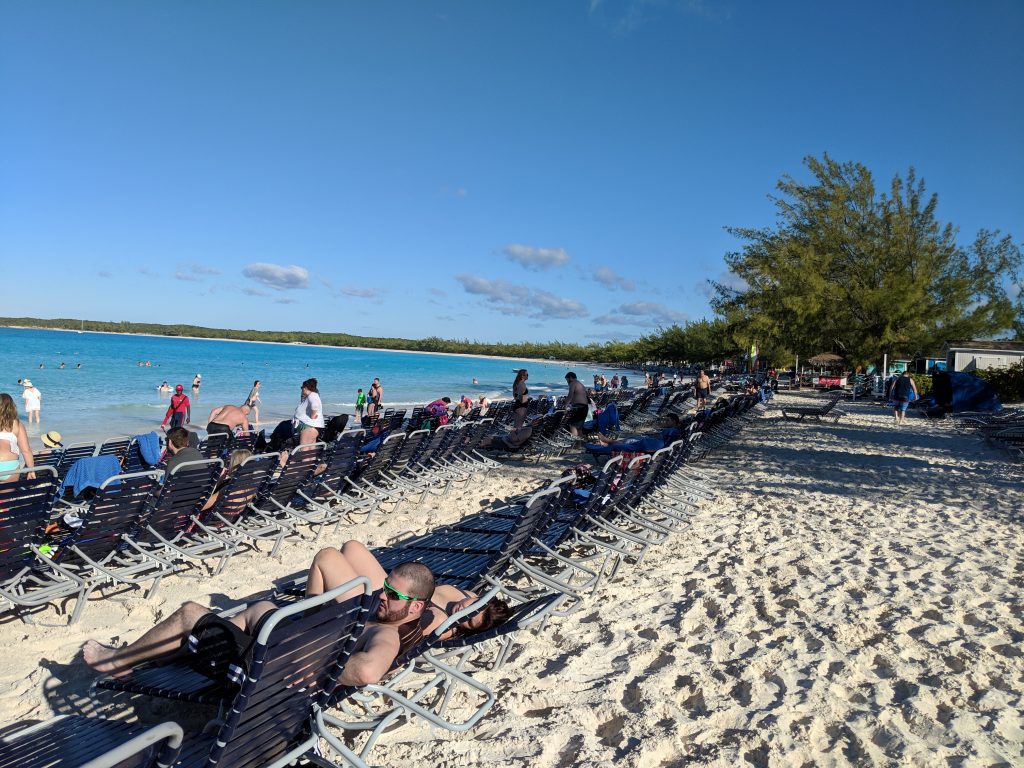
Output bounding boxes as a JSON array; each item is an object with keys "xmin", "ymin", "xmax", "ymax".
[{"xmin": 82, "ymin": 639, "xmax": 131, "ymax": 677}]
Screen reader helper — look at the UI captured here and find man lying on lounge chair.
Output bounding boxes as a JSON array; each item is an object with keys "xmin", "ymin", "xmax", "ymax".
[
  {"xmin": 83, "ymin": 541, "xmax": 508, "ymax": 686},
  {"xmin": 584, "ymin": 414, "xmax": 685, "ymax": 456}
]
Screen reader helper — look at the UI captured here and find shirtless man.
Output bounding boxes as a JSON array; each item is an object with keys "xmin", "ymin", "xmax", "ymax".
[
  {"xmin": 206, "ymin": 403, "xmax": 251, "ymax": 439},
  {"xmin": 82, "ymin": 546, "xmax": 436, "ymax": 688},
  {"xmin": 695, "ymin": 369, "xmax": 711, "ymax": 410},
  {"xmin": 564, "ymin": 372, "xmax": 590, "ymax": 437},
  {"xmin": 367, "ymin": 378, "xmax": 383, "ymax": 418}
]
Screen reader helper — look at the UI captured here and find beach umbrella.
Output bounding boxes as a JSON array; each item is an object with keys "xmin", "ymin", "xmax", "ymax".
[{"xmin": 807, "ymin": 352, "xmax": 844, "ymax": 367}]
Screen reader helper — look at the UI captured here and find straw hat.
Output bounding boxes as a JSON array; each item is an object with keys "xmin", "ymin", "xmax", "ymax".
[{"xmin": 42, "ymin": 431, "xmax": 63, "ymax": 448}]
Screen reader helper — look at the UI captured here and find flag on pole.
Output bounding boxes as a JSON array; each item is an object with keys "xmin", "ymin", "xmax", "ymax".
[{"xmin": 750, "ymin": 341, "xmax": 758, "ymax": 371}]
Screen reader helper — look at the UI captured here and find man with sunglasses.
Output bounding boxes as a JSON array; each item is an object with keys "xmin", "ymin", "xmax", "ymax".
[{"xmin": 82, "ymin": 557, "xmax": 435, "ymax": 688}]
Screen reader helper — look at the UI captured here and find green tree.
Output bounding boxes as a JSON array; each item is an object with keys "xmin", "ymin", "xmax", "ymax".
[{"xmin": 713, "ymin": 154, "xmax": 1022, "ymax": 367}]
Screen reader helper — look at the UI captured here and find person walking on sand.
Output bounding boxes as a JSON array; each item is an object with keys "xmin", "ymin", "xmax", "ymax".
[
  {"xmin": 161, "ymin": 384, "xmax": 191, "ymax": 431},
  {"xmin": 695, "ymin": 369, "xmax": 711, "ymax": 410},
  {"xmin": 21, "ymin": 379, "xmax": 41, "ymax": 424},
  {"xmin": 512, "ymin": 369, "xmax": 530, "ymax": 430},
  {"xmin": 892, "ymin": 369, "xmax": 918, "ymax": 426},
  {"xmin": 246, "ymin": 380, "xmax": 262, "ymax": 425}
]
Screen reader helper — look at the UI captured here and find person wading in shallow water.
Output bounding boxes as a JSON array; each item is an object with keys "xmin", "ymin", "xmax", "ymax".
[{"xmin": 161, "ymin": 385, "xmax": 191, "ymax": 431}]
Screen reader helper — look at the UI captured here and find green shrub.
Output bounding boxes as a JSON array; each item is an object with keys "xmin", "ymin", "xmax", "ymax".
[
  {"xmin": 910, "ymin": 373, "xmax": 932, "ymax": 396},
  {"xmin": 975, "ymin": 361, "xmax": 1024, "ymax": 402}
]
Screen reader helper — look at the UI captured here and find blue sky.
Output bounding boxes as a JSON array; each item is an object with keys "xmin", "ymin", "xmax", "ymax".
[{"xmin": 2, "ymin": 1, "xmax": 1021, "ymax": 344}]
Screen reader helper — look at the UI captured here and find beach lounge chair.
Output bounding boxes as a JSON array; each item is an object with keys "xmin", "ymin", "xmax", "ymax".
[
  {"xmin": 291, "ymin": 430, "xmax": 366, "ymax": 539},
  {"xmin": 0, "ymin": 467, "xmax": 86, "ymax": 622},
  {"xmin": 130, "ymin": 458, "xmax": 224, "ymax": 568},
  {"xmin": 316, "ymin": 588, "xmax": 564, "ymax": 765},
  {"xmin": 0, "ymin": 717, "xmax": 183, "ymax": 768},
  {"xmin": 186, "ymin": 452, "xmax": 286, "ymax": 563},
  {"xmin": 50, "ymin": 470, "xmax": 174, "ymax": 609},
  {"xmin": 780, "ymin": 390, "xmax": 844, "ymax": 422},
  {"xmin": 241, "ymin": 443, "xmax": 325, "ymax": 553},
  {"xmin": 198, "ymin": 431, "xmax": 231, "ymax": 460},
  {"xmin": 97, "ymin": 436, "xmax": 132, "ymax": 468},
  {"xmin": 93, "ymin": 578, "xmax": 374, "ymax": 768},
  {"xmin": 52, "ymin": 442, "xmax": 100, "ymax": 482}
]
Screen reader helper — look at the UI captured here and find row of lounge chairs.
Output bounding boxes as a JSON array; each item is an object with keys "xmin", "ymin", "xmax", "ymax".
[
  {"xmin": 1, "ymin": 386, "xmax": 770, "ymax": 767},
  {"xmin": 1, "ymin": 383, "xmax": 740, "ymax": 627},
  {"xmin": 951, "ymin": 407, "xmax": 1024, "ymax": 461}
]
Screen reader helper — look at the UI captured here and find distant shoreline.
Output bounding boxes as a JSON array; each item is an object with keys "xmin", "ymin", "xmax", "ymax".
[{"xmin": 3, "ymin": 324, "xmax": 594, "ymax": 368}]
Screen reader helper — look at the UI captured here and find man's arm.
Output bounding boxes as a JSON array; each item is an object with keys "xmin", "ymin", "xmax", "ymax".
[
  {"xmin": 339, "ymin": 624, "xmax": 400, "ymax": 686},
  {"xmin": 240, "ymin": 415, "xmax": 250, "ymax": 431}
]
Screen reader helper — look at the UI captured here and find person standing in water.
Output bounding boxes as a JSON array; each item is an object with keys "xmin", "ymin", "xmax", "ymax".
[
  {"xmin": 161, "ymin": 384, "xmax": 191, "ymax": 431},
  {"xmin": 21, "ymin": 380, "xmax": 41, "ymax": 425}
]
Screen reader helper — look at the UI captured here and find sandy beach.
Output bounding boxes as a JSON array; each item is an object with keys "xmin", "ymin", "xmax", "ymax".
[{"xmin": 2, "ymin": 396, "xmax": 1022, "ymax": 766}]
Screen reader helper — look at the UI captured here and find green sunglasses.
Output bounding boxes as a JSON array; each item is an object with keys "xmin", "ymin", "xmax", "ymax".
[{"xmin": 382, "ymin": 579, "xmax": 421, "ymax": 602}]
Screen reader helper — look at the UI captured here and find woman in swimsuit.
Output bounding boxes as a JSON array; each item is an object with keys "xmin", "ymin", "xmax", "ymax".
[
  {"xmin": 512, "ymin": 369, "xmax": 530, "ymax": 430},
  {"xmin": 0, "ymin": 393, "xmax": 35, "ymax": 481}
]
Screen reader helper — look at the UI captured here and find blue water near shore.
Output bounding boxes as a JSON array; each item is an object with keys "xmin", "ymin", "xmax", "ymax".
[{"xmin": 1, "ymin": 327, "xmax": 638, "ymax": 445}]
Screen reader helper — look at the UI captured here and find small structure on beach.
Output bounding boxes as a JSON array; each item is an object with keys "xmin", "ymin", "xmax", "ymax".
[{"xmin": 944, "ymin": 340, "xmax": 1024, "ymax": 372}]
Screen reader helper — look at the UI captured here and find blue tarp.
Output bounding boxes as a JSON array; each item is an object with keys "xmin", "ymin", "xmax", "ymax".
[{"xmin": 918, "ymin": 371, "xmax": 1002, "ymax": 413}]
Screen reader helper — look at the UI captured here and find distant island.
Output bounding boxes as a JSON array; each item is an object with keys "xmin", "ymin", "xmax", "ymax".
[{"xmin": 0, "ymin": 316, "xmax": 639, "ymax": 365}]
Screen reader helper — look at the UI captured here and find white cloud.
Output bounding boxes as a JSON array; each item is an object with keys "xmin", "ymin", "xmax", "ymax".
[
  {"xmin": 594, "ymin": 266, "xmax": 635, "ymax": 291},
  {"xmin": 594, "ymin": 301, "xmax": 687, "ymax": 327},
  {"xmin": 242, "ymin": 263, "xmax": 309, "ymax": 291},
  {"xmin": 502, "ymin": 244, "xmax": 570, "ymax": 271},
  {"xmin": 274, "ymin": 297, "xmax": 298, "ymax": 305},
  {"xmin": 97, "ymin": 269, "xmax": 112, "ymax": 279},
  {"xmin": 174, "ymin": 263, "xmax": 222, "ymax": 282},
  {"xmin": 242, "ymin": 287, "xmax": 267, "ymax": 297},
  {"xmin": 456, "ymin": 274, "xmax": 587, "ymax": 320},
  {"xmin": 340, "ymin": 286, "xmax": 381, "ymax": 299}
]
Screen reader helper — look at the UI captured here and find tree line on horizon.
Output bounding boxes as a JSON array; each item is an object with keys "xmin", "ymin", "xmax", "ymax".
[{"xmin": 4, "ymin": 155, "xmax": 1021, "ymax": 371}]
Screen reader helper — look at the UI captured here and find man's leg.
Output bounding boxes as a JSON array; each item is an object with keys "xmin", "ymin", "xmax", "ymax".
[
  {"xmin": 305, "ymin": 543, "xmax": 386, "ymax": 598},
  {"xmin": 83, "ymin": 600, "xmax": 211, "ymax": 676}
]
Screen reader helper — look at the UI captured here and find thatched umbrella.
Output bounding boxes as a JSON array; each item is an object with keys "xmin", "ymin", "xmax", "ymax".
[{"xmin": 807, "ymin": 352, "xmax": 844, "ymax": 368}]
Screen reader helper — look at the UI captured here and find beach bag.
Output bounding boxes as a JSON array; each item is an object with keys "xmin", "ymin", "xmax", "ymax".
[{"xmin": 187, "ymin": 614, "xmax": 256, "ymax": 686}]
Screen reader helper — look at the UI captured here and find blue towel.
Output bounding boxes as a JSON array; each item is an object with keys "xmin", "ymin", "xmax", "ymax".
[
  {"xmin": 136, "ymin": 432, "xmax": 162, "ymax": 466},
  {"xmin": 60, "ymin": 455, "xmax": 122, "ymax": 498},
  {"xmin": 595, "ymin": 402, "xmax": 620, "ymax": 434}
]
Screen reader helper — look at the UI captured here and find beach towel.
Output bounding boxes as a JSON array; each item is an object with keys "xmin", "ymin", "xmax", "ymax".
[
  {"xmin": 595, "ymin": 402, "xmax": 620, "ymax": 434},
  {"xmin": 136, "ymin": 431, "xmax": 163, "ymax": 466},
  {"xmin": 59, "ymin": 454, "xmax": 121, "ymax": 498}
]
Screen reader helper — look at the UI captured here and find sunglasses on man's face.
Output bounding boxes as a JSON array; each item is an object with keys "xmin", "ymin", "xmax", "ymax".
[{"xmin": 382, "ymin": 579, "xmax": 420, "ymax": 602}]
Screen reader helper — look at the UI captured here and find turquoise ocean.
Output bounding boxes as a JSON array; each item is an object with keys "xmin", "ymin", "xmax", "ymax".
[{"xmin": 1, "ymin": 327, "xmax": 639, "ymax": 446}]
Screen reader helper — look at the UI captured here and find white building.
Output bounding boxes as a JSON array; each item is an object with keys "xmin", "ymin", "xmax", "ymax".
[{"xmin": 944, "ymin": 340, "xmax": 1024, "ymax": 372}]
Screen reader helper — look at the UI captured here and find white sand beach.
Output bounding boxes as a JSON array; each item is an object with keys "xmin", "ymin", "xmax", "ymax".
[{"xmin": 2, "ymin": 397, "xmax": 1022, "ymax": 766}]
